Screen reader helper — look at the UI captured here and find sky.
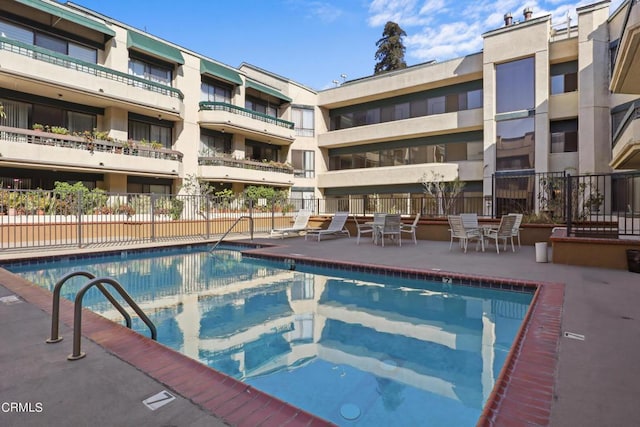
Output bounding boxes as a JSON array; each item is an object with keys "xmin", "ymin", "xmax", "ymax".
[{"xmin": 69, "ymin": 0, "xmax": 625, "ymax": 91}]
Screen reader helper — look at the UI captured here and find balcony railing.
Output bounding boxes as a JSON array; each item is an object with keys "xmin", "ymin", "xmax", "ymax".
[
  {"xmin": 0, "ymin": 35, "xmax": 183, "ymax": 100},
  {"xmin": 198, "ymin": 156, "xmax": 294, "ymax": 174},
  {"xmin": 0, "ymin": 126, "xmax": 183, "ymax": 161},
  {"xmin": 612, "ymin": 100, "xmax": 640, "ymax": 148},
  {"xmin": 199, "ymin": 102, "xmax": 295, "ymax": 129}
]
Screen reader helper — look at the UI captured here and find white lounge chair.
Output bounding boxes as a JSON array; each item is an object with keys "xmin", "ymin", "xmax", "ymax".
[
  {"xmin": 270, "ymin": 210, "xmax": 314, "ymax": 239},
  {"xmin": 448, "ymin": 215, "xmax": 484, "ymax": 252},
  {"xmin": 484, "ymin": 214, "xmax": 517, "ymax": 253},
  {"xmin": 400, "ymin": 213, "xmax": 420, "ymax": 245},
  {"xmin": 305, "ymin": 212, "xmax": 351, "ymax": 242},
  {"xmin": 508, "ymin": 212, "xmax": 524, "ymax": 247}
]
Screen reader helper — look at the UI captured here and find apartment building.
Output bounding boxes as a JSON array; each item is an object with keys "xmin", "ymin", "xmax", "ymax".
[{"xmin": 0, "ymin": 0, "xmax": 638, "ymax": 212}]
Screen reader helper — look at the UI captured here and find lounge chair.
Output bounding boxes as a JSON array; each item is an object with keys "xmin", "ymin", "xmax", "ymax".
[
  {"xmin": 508, "ymin": 212, "xmax": 524, "ymax": 247},
  {"xmin": 484, "ymin": 214, "xmax": 517, "ymax": 253},
  {"xmin": 448, "ymin": 215, "xmax": 484, "ymax": 252},
  {"xmin": 305, "ymin": 212, "xmax": 351, "ymax": 242},
  {"xmin": 379, "ymin": 214, "xmax": 402, "ymax": 247},
  {"xmin": 400, "ymin": 213, "xmax": 420, "ymax": 245},
  {"xmin": 270, "ymin": 210, "xmax": 314, "ymax": 239}
]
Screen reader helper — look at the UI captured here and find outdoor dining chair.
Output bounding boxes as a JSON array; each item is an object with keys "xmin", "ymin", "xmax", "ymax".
[
  {"xmin": 379, "ymin": 214, "xmax": 402, "ymax": 247},
  {"xmin": 400, "ymin": 213, "xmax": 420, "ymax": 245},
  {"xmin": 484, "ymin": 214, "xmax": 517, "ymax": 253}
]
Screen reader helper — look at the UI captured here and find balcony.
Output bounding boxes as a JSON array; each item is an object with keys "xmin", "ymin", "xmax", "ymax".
[
  {"xmin": 198, "ymin": 102, "xmax": 295, "ymax": 145},
  {"xmin": 611, "ymin": 0, "xmax": 640, "ymax": 94},
  {"xmin": 0, "ymin": 36, "xmax": 183, "ymax": 118},
  {"xmin": 198, "ymin": 156, "xmax": 294, "ymax": 187},
  {"xmin": 318, "ymin": 109, "xmax": 482, "ymax": 148},
  {"xmin": 317, "ymin": 163, "xmax": 460, "ymax": 190},
  {"xmin": 610, "ymin": 102, "xmax": 640, "ymax": 169},
  {"xmin": 0, "ymin": 126, "xmax": 182, "ymax": 178}
]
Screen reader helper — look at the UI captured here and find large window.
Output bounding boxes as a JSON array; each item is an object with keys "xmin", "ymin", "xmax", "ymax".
[
  {"xmin": 496, "ymin": 57, "xmax": 535, "ymax": 113},
  {"xmin": 1, "ymin": 97, "xmax": 96, "ymax": 133},
  {"xmin": 330, "ymin": 82, "xmax": 483, "ymax": 130},
  {"xmin": 201, "ymin": 78, "xmax": 232, "ymax": 103},
  {"xmin": 128, "ymin": 115, "xmax": 172, "ymax": 148},
  {"xmin": 0, "ymin": 19, "xmax": 97, "ymax": 63},
  {"xmin": 200, "ymin": 130, "xmax": 232, "ymax": 157},
  {"xmin": 245, "ymin": 140, "xmax": 279, "ymax": 162},
  {"xmin": 550, "ymin": 61, "xmax": 578, "ymax": 95},
  {"xmin": 291, "ymin": 150, "xmax": 315, "ymax": 178},
  {"xmin": 496, "ymin": 117, "xmax": 535, "ymax": 170},
  {"xmin": 129, "ymin": 53, "xmax": 173, "ymax": 86},
  {"xmin": 550, "ymin": 119, "xmax": 578, "ymax": 153},
  {"xmin": 245, "ymin": 97, "xmax": 277, "ymax": 117},
  {"xmin": 292, "ymin": 107, "xmax": 314, "ymax": 137}
]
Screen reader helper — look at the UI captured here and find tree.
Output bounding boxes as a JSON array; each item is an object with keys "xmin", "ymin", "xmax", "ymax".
[
  {"xmin": 421, "ymin": 171, "xmax": 465, "ymax": 216},
  {"xmin": 374, "ymin": 21, "xmax": 408, "ymax": 75}
]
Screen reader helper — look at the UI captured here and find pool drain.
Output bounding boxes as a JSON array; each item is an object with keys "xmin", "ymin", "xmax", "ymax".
[{"xmin": 340, "ymin": 403, "xmax": 361, "ymax": 420}]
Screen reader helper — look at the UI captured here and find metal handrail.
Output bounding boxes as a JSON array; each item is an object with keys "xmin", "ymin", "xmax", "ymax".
[
  {"xmin": 210, "ymin": 215, "xmax": 254, "ymax": 252},
  {"xmin": 46, "ymin": 271, "xmax": 133, "ymax": 344},
  {"xmin": 68, "ymin": 277, "xmax": 157, "ymax": 361}
]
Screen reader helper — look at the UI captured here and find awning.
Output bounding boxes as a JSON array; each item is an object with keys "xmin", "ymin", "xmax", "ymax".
[
  {"xmin": 16, "ymin": 0, "xmax": 115, "ymax": 38},
  {"xmin": 200, "ymin": 59, "xmax": 243, "ymax": 86},
  {"xmin": 127, "ymin": 31, "xmax": 184, "ymax": 65},
  {"xmin": 246, "ymin": 79, "xmax": 291, "ymax": 103}
]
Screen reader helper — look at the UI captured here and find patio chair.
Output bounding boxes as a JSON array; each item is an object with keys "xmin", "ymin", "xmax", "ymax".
[
  {"xmin": 270, "ymin": 210, "xmax": 314, "ymax": 239},
  {"xmin": 460, "ymin": 213, "xmax": 479, "ymax": 230},
  {"xmin": 400, "ymin": 213, "xmax": 420, "ymax": 245},
  {"xmin": 379, "ymin": 214, "xmax": 402, "ymax": 247},
  {"xmin": 305, "ymin": 212, "xmax": 351, "ymax": 242},
  {"xmin": 448, "ymin": 215, "xmax": 484, "ymax": 253},
  {"xmin": 508, "ymin": 212, "xmax": 524, "ymax": 247},
  {"xmin": 354, "ymin": 214, "xmax": 383, "ymax": 245},
  {"xmin": 484, "ymin": 214, "xmax": 517, "ymax": 253}
]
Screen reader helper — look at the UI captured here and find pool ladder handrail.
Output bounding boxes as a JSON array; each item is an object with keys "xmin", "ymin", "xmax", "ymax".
[
  {"xmin": 46, "ymin": 271, "xmax": 157, "ymax": 361},
  {"xmin": 210, "ymin": 215, "xmax": 253, "ymax": 252}
]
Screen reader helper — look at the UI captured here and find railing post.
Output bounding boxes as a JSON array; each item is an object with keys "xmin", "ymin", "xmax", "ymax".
[
  {"xmin": 205, "ymin": 196, "xmax": 211, "ymax": 239},
  {"xmin": 566, "ymin": 173, "xmax": 573, "ymax": 235},
  {"xmin": 77, "ymin": 190, "xmax": 83, "ymax": 248},
  {"xmin": 150, "ymin": 193, "xmax": 156, "ymax": 242}
]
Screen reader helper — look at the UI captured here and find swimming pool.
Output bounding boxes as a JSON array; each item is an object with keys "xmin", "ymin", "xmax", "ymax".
[{"xmin": 6, "ymin": 245, "xmax": 533, "ymax": 426}]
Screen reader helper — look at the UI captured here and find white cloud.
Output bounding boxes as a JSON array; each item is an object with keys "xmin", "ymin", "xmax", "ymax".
[{"xmin": 367, "ymin": 0, "xmax": 626, "ymax": 64}]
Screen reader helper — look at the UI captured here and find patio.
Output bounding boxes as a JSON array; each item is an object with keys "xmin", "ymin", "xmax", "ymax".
[{"xmin": 0, "ymin": 235, "xmax": 639, "ymax": 426}]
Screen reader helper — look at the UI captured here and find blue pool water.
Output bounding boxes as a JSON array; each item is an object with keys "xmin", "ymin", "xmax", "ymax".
[{"xmin": 6, "ymin": 246, "xmax": 533, "ymax": 426}]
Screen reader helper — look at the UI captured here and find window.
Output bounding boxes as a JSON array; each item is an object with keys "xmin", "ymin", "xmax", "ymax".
[
  {"xmin": 290, "ymin": 189, "xmax": 315, "ymax": 211},
  {"xmin": 0, "ymin": 19, "xmax": 97, "ymax": 63},
  {"xmin": 496, "ymin": 117, "xmax": 535, "ymax": 170},
  {"xmin": 550, "ymin": 61, "xmax": 578, "ymax": 95},
  {"xmin": 427, "ymin": 97, "xmax": 445, "ymax": 115},
  {"xmin": 292, "ymin": 107, "xmax": 315, "ymax": 137},
  {"xmin": 200, "ymin": 130, "xmax": 231, "ymax": 157},
  {"xmin": 550, "ymin": 119, "xmax": 578, "ymax": 153},
  {"xmin": 128, "ymin": 117, "xmax": 172, "ymax": 148},
  {"xmin": 496, "ymin": 57, "xmax": 535, "ymax": 113},
  {"xmin": 129, "ymin": 54, "xmax": 172, "ymax": 86},
  {"xmin": 201, "ymin": 79, "xmax": 232, "ymax": 103},
  {"xmin": 67, "ymin": 111, "xmax": 96, "ymax": 134},
  {"xmin": 291, "ymin": 150, "xmax": 315, "ymax": 178},
  {"xmin": 245, "ymin": 97, "xmax": 277, "ymax": 117},
  {"xmin": 245, "ymin": 140, "xmax": 279, "ymax": 162}
]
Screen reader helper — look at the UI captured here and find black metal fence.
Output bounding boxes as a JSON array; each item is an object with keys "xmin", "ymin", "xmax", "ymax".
[{"xmin": 1, "ymin": 172, "xmax": 639, "ymax": 250}]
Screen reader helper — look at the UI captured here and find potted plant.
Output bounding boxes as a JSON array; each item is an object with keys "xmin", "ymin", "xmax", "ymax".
[
  {"xmin": 585, "ymin": 190, "xmax": 604, "ymax": 213},
  {"xmin": 32, "ymin": 123, "xmax": 44, "ymax": 131}
]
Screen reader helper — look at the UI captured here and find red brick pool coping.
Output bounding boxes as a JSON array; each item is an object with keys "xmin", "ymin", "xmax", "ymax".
[{"xmin": 0, "ymin": 248, "xmax": 564, "ymax": 427}]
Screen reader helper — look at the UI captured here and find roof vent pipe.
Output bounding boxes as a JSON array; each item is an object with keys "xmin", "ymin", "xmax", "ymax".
[
  {"xmin": 524, "ymin": 7, "xmax": 533, "ymax": 20},
  {"xmin": 504, "ymin": 13, "xmax": 513, "ymax": 26}
]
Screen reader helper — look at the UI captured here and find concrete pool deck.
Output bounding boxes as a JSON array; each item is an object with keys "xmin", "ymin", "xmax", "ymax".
[{"xmin": 0, "ymin": 236, "xmax": 639, "ymax": 426}]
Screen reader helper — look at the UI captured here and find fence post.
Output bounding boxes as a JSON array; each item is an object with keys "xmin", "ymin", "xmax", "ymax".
[
  {"xmin": 205, "ymin": 196, "xmax": 210, "ymax": 239},
  {"xmin": 566, "ymin": 173, "xmax": 572, "ymax": 235},
  {"xmin": 150, "ymin": 194, "xmax": 156, "ymax": 242},
  {"xmin": 77, "ymin": 190, "xmax": 83, "ymax": 248}
]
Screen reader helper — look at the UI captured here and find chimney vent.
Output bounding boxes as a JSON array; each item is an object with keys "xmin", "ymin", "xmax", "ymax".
[
  {"xmin": 504, "ymin": 13, "xmax": 513, "ymax": 26},
  {"xmin": 524, "ymin": 7, "xmax": 533, "ymax": 20}
]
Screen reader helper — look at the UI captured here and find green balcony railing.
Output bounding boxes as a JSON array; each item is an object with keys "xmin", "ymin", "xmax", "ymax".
[
  {"xmin": 198, "ymin": 156, "xmax": 294, "ymax": 174},
  {"xmin": 0, "ymin": 35, "xmax": 183, "ymax": 100},
  {"xmin": 199, "ymin": 102, "xmax": 295, "ymax": 130}
]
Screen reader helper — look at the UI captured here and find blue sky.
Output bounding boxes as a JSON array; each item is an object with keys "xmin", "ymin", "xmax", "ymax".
[{"xmin": 71, "ymin": 0, "xmax": 625, "ymax": 91}]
